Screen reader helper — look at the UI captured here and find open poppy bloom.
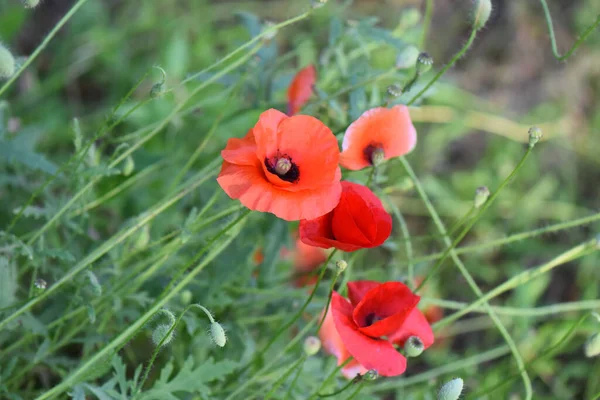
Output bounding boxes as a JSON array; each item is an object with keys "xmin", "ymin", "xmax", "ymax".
[
  {"xmin": 339, "ymin": 105, "xmax": 417, "ymax": 170},
  {"xmin": 287, "ymin": 65, "xmax": 316, "ymax": 115},
  {"xmin": 217, "ymin": 109, "xmax": 342, "ymax": 221},
  {"xmin": 320, "ymin": 281, "xmax": 434, "ymax": 377},
  {"xmin": 299, "ymin": 181, "xmax": 392, "ymax": 252}
]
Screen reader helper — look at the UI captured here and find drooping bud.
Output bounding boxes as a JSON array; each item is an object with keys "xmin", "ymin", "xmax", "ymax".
[
  {"xmin": 210, "ymin": 321, "xmax": 227, "ymax": 347},
  {"xmin": 528, "ymin": 126, "xmax": 543, "ymax": 148},
  {"xmin": 0, "ymin": 44, "xmax": 16, "ymax": 79},
  {"xmin": 387, "ymin": 84, "xmax": 402, "ymax": 98},
  {"xmin": 416, "ymin": 52, "xmax": 433, "ymax": 75},
  {"xmin": 150, "ymin": 66, "xmax": 167, "ymax": 99},
  {"xmin": 404, "ymin": 335, "xmax": 424, "ymax": 357},
  {"xmin": 473, "ymin": 0, "xmax": 492, "ymax": 30},
  {"xmin": 303, "ymin": 336, "xmax": 321, "ymax": 356},
  {"xmin": 584, "ymin": 333, "xmax": 600, "ymax": 357},
  {"xmin": 335, "ymin": 260, "xmax": 348, "ymax": 274},
  {"xmin": 437, "ymin": 378, "xmax": 464, "ymax": 400},
  {"xmin": 363, "ymin": 369, "xmax": 378, "ymax": 381},
  {"xmin": 473, "ymin": 186, "xmax": 490, "ymax": 208},
  {"xmin": 23, "ymin": 0, "xmax": 40, "ymax": 8},
  {"xmin": 371, "ymin": 148, "xmax": 385, "ymax": 166},
  {"xmin": 396, "ymin": 46, "xmax": 420, "ymax": 69},
  {"xmin": 152, "ymin": 324, "xmax": 175, "ymax": 347},
  {"xmin": 275, "ymin": 158, "xmax": 292, "ymax": 175}
]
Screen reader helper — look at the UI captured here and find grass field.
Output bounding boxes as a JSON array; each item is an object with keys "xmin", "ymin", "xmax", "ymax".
[{"xmin": 1, "ymin": 0, "xmax": 600, "ymax": 399}]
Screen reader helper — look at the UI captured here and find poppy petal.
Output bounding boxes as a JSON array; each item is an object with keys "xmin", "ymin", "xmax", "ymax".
[
  {"xmin": 340, "ymin": 105, "xmax": 417, "ymax": 171},
  {"xmin": 299, "ymin": 214, "xmax": 364, "ymax": 252},
  {"xmin": 287, "ymin": 65, "xmax": 316, "ymax": 115},
  {"xmin": 352, "ymin": 282, "xmax": 420, "ymax": 338},
  {"xmin": 388, "ymin": 307, "xmax": 435, "ymax": 349},
  {"xmin": 331, "ymin": 292, "xmax": 408, "ymax": 377},
  {"xmin": 221, "ymin": 129, "xmax": 257, "ymax": 166},
  {"xmin": 347, "ymin": 281, "xmax": 380, "ymax": 306}
]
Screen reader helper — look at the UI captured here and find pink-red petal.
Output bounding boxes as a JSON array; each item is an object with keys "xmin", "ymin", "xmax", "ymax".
[{"xmin": 388, "ymin": 307, "xmax": 435, "ymax": 349}]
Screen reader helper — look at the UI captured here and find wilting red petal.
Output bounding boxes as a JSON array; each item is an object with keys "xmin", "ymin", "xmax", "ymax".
[
  {"xmin": 388, "ymin": 307, "xmax": 435, "ymax": 349},
  {"xmin": 340, "ymin": 105, "xmax": 417, "ymax": 170},
  {"xmin": 287, "ymin": 65, "xmax": 316, "ymax": 115},
  {"xmin": 347, "ymin": 281, "xmax": 380, "ymax": 307},
  {"xmin": 331, "ymin": 292, "xmax": 407, "ymax": 377},
  {"xmin": 298, "ymin": 182, "xmax": 392, "ymax": 251},
  {"xmin": 352, "ymin": 282, "xmax": 419, "ymax": 338},
  {"xmin": 319, "ymin": 306, "xmax": 368, "ymax": 379}
]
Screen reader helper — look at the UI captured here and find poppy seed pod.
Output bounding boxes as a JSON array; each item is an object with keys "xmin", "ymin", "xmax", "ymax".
[
  {"xmin": 528, "ymin": 126, "xmax": 543, "ymax": 148},
  {"xmin": 416, "ymin": 52, "xmax": 433, "ymax": 75},
  {"xmin": 437, "ymin": 378, "xmax": 464, "ymax": 400},
  {"xmin": 0, "ymin": 44, "xmax": 15, "ymax": 79},
  {"xmin": 303, "ymin": 336, "xmax": 321, "ymax": 356},
  {"xmin": 210, "ymin": 321, "xmax": 227, "ymax": 347},
  {"xmin": 473, "ymin": 0, "xmax": 492, "ymax": 30},
  {"xmin": 363, "ymin": 369, "xmax": 378, "ymax": 381},
  {"xmin": 404, "ymin": 335, "xmax": 424, "ymax": 357},
  {"xmin": 34, "ymin": 278, "xmax": 47, "ymax": 290},
  {"xmin": 584, "ymin": 333, "xmax": 600, "ymax": 357},
  {"xmin": 473, "ymin": 186, "xmax": 490, "ymax": 208},
  {"xmin": 387, "ymin": 84, "xmax": 402, "ymax": 98}
]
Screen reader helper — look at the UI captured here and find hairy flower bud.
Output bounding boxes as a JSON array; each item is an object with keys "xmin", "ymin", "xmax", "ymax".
[
  {"xmin": 303, "ymin": 336, "xmax": 321, "ymax": 356},
  {"xmin": 474, "ymin": 186, "xmax": 490, "ymax": 208},
  {"xmin": 0, "ymin": 44, "xmax": 15, "ymax": 79},
  {"xmin": 123, "ymin": 155, "xmax": 135, "ymax": 176},
  {"xmin": 585, "ymin": 333, "xmax": 600, "ymax": 357},
  {"xmin": 180, "ymin": 290, "xmax": 192, "ymax": 305},
  {"xmin": 473, "ymin": 0, "xmax": 492, "ymax": 30},
  {"xmin": 152, "ymin": 324, "xmax": 175, "ymax": 347},
  {"xmin": 437, "ymin": 378, "xmax": 464, "ymax": 400},
  {"xmin": 210, "ymin": 321, "xmax": 227, "ymax": 347},
  {"xmin": 335, "ymin": 259, "xmax": 348, "ymax": 274},
  {"xmin": 528, "ymin": 126, "xmax": 543, "ymax": 148},
  {"xmin": 416, "ymin": 52, "xmax": 433, "ymax": 75},
  {"xmin": 404, "ymin": 335, "xmax": 424, "ymax": 357}
]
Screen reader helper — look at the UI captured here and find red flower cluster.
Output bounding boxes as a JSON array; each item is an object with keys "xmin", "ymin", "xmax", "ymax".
[{"xmin": 320, "ymin": 281, "xmax": 434, "ymax": 377}]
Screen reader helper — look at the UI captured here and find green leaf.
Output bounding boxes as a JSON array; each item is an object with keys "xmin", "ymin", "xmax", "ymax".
[
  {"xmin": 0, "ymin": 256, "xmax": 16, "ymax": 309},
  {"xmin": 140, "ymin": 357, "xmax": 238, "ymax": 399},
  {"xmin": 0, "ymin": 138, "xmax": 57, "ymax": 174}
]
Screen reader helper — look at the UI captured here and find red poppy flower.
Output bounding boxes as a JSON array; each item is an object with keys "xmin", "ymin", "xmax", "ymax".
[
  {"xmin": 299, "ymin": 181, "xmax": 392, "ymax": 252},
  {"xmin": 321, "ymin": 281, "xmax": 434, "ymax": 377},
  {"xmin": 339, "ymin": 105, "xmax": 417, "ymax": 170},
  {"xmin": 217, "ymin": 109, "xmax": 342, "ymax": 221},
  {"xmin": 287, "ymin": 65, "xmax": 316, "ymax": 115}
]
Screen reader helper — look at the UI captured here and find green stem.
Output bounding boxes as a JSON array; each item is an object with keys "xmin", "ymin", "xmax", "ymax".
[
  {"xmin": 318, "ymin": 379, "xmax": 357, "ymax": 398},
  {"xmin": 400, "ymin": 157, "xmax": 533, "ymax": 400},
  {"xmin": 381, "ymin": 193, "xmax": 414, "ymax": 285},
  {"xmin": 308, "ymin": 358, "xmax": 354, "ymax": 400},
  {"xmin": 263, "ymin": 356, "xmax": 306, "ymax": 400},
  {"xmin": 35, "ymin": 210, "xmax": 250, "ymax": 400},
  {"xmin": 420, "ymin": 0, "xmax": 434, "ymax": 48},
  {"xmin": 0, "ymin": 0, "xmax": 90, "ymax": 97},
  {"xmin": 539, "ymin": 0, "xmax": 600, "ymax": 61},
  {"xmin": 434, "ymin": 239, "xmax": 599, "ymax": 330},
  {"xmin": 345, "ymin": 381, "xmax": 366, "ymax": 400},
  {"xmin": 414, "ymin": 148, "xmax": 533, "ymax": 292},
  {"xmin": 316, "ymin": 271, "xmax": 341, "ymax": 333},
  {"xmin": 407, "ymin": 25, "xmax": 478, "ymax": 105}
]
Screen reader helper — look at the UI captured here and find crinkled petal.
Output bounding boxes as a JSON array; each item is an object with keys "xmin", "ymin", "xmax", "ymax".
[
  {"xmin": 388, "ymin": 308, "xmax": 435, "ymax": 349},
  {"xmin": 287, "ymin": 65, "xmax": 316, "ymax": 115},
  {"xmin": 347, "ymin": 281, "xmax": 380, "ymax": 307}
]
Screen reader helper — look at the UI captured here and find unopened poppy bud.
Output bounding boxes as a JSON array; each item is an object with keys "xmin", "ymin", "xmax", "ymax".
[
  {"xmin": 210, "ymin": 321, "xmax": 227, "ymax": 347},
  {"xmin": 311, "ymin": 0, "xmax": 327, "ymax": 9},
  {"xmin": 473, "ymin": 0, "xmax": 492, "ymax": 30},
  {"xmin": 416, "ymin": 52, "xmax": 433, "ymax": 75},
  {"xmin": 23, "ymin": 0, "xmax": 40, "ymax": 8},
  {"xmin": 437, "ymin": 377, "xmax": 464, "ymax": 400},
  {"xmin": 303, "ymin": 336, "xmax": 321, "ymax": 356},
  {"xmin": 150, "ymin": 66, "xmax": 167, "ymax": 98},
  {"xmin": 371, "ymin": 148, "xmax": 385, "ymax": 166},
  {"xmin": 528, "ymin": 126, "xmax": 543, "ymax": 148},
  {"xmin": 135, "ymin": 225, "xmax": 150, "ymax": 250},
  {"xmin": 404, "ymin": 335, "xmax": 424, "ymax": 357},
  {"xmin": 473, "ymin": 186, "xmax": 490, "ymax": 208},
  {"xmin": 123, "ymin": 155, "xmax": 135, "ymax": 176},
  {"xmin": 180, "ymin": 289, "xmax": 192, "ymax": 305},
  {"xmin": 152, "ymin": 324, "xmax": 175, "ymax": 347},
  {"xmin": 387, "ymin": 84, "xmax": 402, "ymax": 98},
  {"xmin": 336, "ymin": 259, "xmax": 348, "ymax": 273},
  {"xmin": 275, "ymin": 158, "xmax": 292, "ymax": 175},
  {"xmin": 363, "ymin": 369, "xmax": 378, "ymax": 381},
  {"xmin": 396, "ymin": 46, "xmax": 420, "ymax": 69},
  {"xmin": 0, "ymin": 44, "xmax": 16, "ymax": 79},
  {"xmin": 34, "ymin": 278, "xmax": 47, "ymax": 290},
  {"xmin": 585, "ymin": 333, "xmax": 600, "ymax": 357}
]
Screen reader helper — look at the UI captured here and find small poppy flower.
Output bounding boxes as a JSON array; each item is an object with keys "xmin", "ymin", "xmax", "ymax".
[
  {"xmin": 320, "ymin": 280, "xmax": 434, "ymax": 377},
  {"xmin": 299, "ymin": 181, "xmax": 392, "ymax": 252},
  {"xmin": 217, "ymin": 109, "xmax": 342, "ymax": 221},
  {"xmin": 287, "ymin": 65, "xmax": 316, "ymax": 115},
  {"xmin": 339, "ymin": 105, "xmax": 417, "ymax": 170}
]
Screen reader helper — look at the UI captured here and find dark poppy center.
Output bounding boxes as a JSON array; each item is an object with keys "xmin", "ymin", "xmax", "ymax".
[
  {"xmin": 265, "ymin": 154, "xmax": 300, "ymax": 183},
  {"xmin": 364, "ymin": 312, "xmax": 383, "ymax": 327},
  {"xmin": 363, "ymin": 143, "xmax": 384, "ymax": 165}
]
